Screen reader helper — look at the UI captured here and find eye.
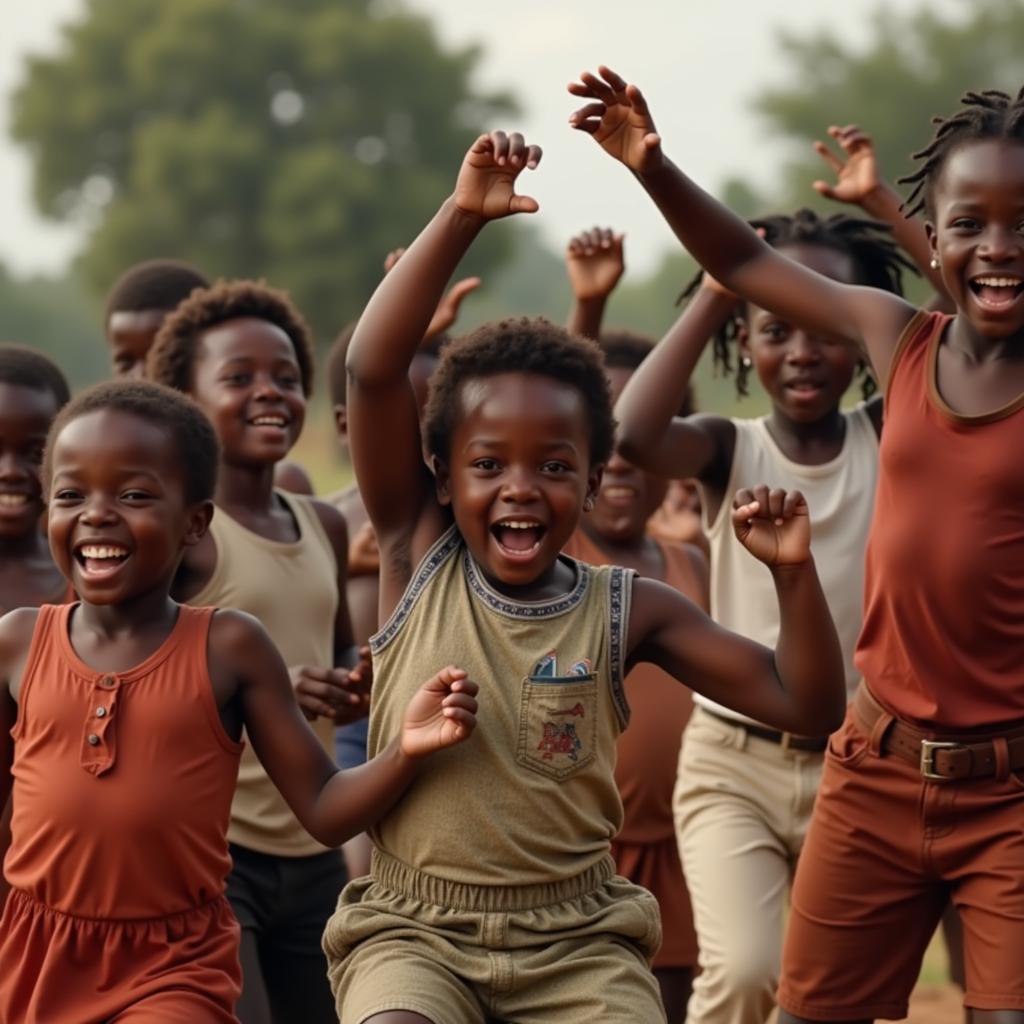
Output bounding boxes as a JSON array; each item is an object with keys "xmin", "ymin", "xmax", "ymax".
[
  {"xmin": 221, "ymin": 372, "xmax": 252, "ymax": 386},
  {"xmin": 951, "ymin": 217, "xmax": 980, "ymax": 231},
  {"xmin": 52, "ymin": 488, "xmax": 83, "ymax": 503},
  {"xmin": 276, "ymin": 371, "xmax": 302, "ymax": 389},
  {"xmin": 541, "ymin": 460, "xmax": 571, "ymax": 474},
  {"xmin": 472, "ymin": 458, "xmax": 500, "ymax": 472},
  {"xmin": 25, "ymin": 444, "xmax": 45, "ymax": 465},
  {"xmin": 120, "ymin": 489, "xmax": 154, "ymax": 503},
  {"xmin": 762, "ymin": 321, "xmax": 789, "ymax": 341}
]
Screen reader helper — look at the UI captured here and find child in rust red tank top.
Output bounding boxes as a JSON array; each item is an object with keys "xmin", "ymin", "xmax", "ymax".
[
  {"xmin": 573, "ymin": 66, "xmax": 1024, "ymax": 1023},
  {"xmin": 0, "ymin": 380, "xmax": 480, "ymax": 1024}
]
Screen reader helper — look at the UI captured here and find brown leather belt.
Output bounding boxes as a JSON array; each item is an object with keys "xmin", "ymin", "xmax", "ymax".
[
  {"xmin": 853, "ymin": 683, "xmax": 1024, "ymax": 782},
  {"xmin": 702, "ymin": 706, "xmax": 828, "ymax": 753}
]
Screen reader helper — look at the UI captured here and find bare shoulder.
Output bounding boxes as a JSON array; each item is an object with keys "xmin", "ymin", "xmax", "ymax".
[
  {"xmin": 208, "ymin": 607, "xmax": 275, "ymax": 663},
  {"xmin": 309, "ymin": 497, "xmax": 350, "ymax": 560},
  {"xmin": 0, "ymin": 607, "xmax": 41, "ymax": 660}
]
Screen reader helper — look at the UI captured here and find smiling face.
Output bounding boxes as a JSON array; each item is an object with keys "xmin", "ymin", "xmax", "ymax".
[
  {"xmin": 0, "ymin": 382, "xmax": 60, "ymax": 540},
  {"xmin": 586, "ymin": 365, "xmax": 667, "ymax": 545},
  {"xmin": 927, "ymin": 139, "xmax": 1024, "ymax": 339},
  {"xmin": 190, "ymin": 317, "xmax": 306, "ymax": 467},
  {"xmin": 741, "ymin": 242, "xmax": 862, "ymax": 422},
  {"xmin": 106, "ymin": 309, "xmax": 167, "ymax": 378},
  {"xmin": 47, "ymin": 409, "xmax": 211, "ymax": 604},
  {"xmin": 434, "ymin": 372, "xmax": 601, "ymax": 589}
]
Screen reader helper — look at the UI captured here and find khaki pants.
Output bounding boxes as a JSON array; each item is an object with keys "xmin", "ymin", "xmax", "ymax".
[{"xmin": 673, "ymin": 706, "xmax": 823, "ymax": 1024}]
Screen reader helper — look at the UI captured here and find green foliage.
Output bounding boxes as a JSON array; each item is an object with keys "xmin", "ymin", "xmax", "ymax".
[{"xmin": 11, "ymin": 0, "xmax": 517, "ymax": 340}]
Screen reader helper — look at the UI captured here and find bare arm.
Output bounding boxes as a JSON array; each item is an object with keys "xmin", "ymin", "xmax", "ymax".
[
  {"xmin": 614, "ymin": 283, "xmax": 738, "ymax": 480},
  {"xmin": 568, "ymin": 67, "xmax": 916, "ymax": 386},
  {"xmin": 627, "ymin": 488, "xmax": 845, "ymax": 735},
  {"xmin": 214, "ymin": 610, "xmax": 477, "ymax": 848},
  {"xmin": 565, "ymin": 227, "xmax": 624, "ymax": 339},
  {"xmin": 346, "ymin": 132, "xmax": 542, "ymax": 590},
  {"xmin": 0, "ymin": 608, "xmax": 42, "ymax": 813}
]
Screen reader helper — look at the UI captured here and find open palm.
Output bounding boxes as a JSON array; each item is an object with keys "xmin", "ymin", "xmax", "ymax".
[{"xmin": 813, "ymin": 125, "xmax": 880, "ymax": 206}]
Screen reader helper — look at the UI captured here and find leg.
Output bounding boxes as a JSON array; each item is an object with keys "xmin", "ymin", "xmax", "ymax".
[
  {"xmin": 654, "ymin": 966, "xmax": 693, "ymax": 1024},
  {"xmin": 235, "ymin": 930, "xmax": 273, "ymax": 1024},
  {"xmin": 225, "ymin": 845, "xmax": 275, "ymax": 1024},
  {"xmin": 969, "ymin": 1014, "xmax": 1024, "ymax": 1023}
]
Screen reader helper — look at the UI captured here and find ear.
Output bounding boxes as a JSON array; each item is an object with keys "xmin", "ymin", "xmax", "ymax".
[
  {"xmin": 585, "ymin": 464, "xmax": 605, "ymax": 510},
  {"xmin": 333, "ymin": 404, "xmax": 348, "ymax": 443},
  {"xmin": 183, "ymin": 500, "xmax": 215, "ymax": 547},
  {"xmin": 735, "ymin": 318, "xmax": 751, "ymax": 359},
  {"xmin": 430, "ymin": 454, "xmax": 453, "ymax": 507},
  {"xmin": 924, "ymin": 220, "xmax": 938, "ymax": 262}
]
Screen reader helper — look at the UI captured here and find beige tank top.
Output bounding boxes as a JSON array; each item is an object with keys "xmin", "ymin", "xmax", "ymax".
[
  {"xmin": 369, "ymin": 526, "xmax": 632, "ymax": 885},
  {"xmin": 191, "ymin": 491, "xmax": 338, "ymax": 856},
  {"xmin": 698, "ymin": 406, "xmax": 878, "ymax": 724}
]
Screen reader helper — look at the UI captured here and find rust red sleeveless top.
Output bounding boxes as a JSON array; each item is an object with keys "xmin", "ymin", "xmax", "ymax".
[
  {"xmin": 856, "ymin": 311, "xmax": 1024, "ymax": 728},
  {"xmin": 5, "ymin": 603, "xmax": 243, "ymax": 917}
]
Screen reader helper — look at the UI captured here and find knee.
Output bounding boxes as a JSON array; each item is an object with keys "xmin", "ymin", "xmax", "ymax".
[{"xmin": 698, "ymin": 943, "xmax": 778, "ymax": 1009}]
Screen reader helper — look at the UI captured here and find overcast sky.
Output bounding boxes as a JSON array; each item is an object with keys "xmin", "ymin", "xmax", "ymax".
[{"xmin": 1, "ymin": 0, "xmax": 964, "ymax": 277}]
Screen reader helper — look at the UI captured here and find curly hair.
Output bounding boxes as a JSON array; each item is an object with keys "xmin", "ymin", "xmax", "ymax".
[
  {"xmin": 0, "ymin": 344, "xmax": 71, "ymax": 411},
  {"xmin": 898, "ymin": 87, "xmax": 1024, "ymax": 218},
  {"xmin": 104, "ymin": 259, "xmax": 209, "ymax": 323},
  {"xmin": 599, "ymin": 330, "xmax": 695, "ymax": 416},
  {"xmin": 44, "ymin": 380, "xmax": 219, "ymax": 506},
  {"xmin": 679, "ymin": 208, "xmax": 915, "ymax": 400},
  {"xmin": 147, "ymin": 279, "xmax": 315, "ymax": 397},
  {"xmin": 423, "ymin": 317, "xmax": 615, "ymax": 466}
]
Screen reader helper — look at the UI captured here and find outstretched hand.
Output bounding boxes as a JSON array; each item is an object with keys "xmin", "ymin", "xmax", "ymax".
[
  {"xmin": 401, "ymin": 666, "xmax": 479, "ymax": 759},
  {"xmin": 568, "ymin": 66, "xmax": 663, "ymax": 175},
  {"xmin": 812, "ymin": 125, "xmax": 881, "ymax": 207},
  {"xmin": 732, "ymin": 486, "xmax": 811, "ymax": 567},
  {"xmin": 291, "ymin": 646, "xmax": 373, "ymax": 725},
  {"xmin": 453, "ymin": 131, "xmax": 543, "ymax": 222},
  {"xmin": 566, "ymin": 227, "xmax": 625, "ymax": 302},
  {"xmin": 384, "ymin": 247, "xmax": 481, "ymax": 338}
]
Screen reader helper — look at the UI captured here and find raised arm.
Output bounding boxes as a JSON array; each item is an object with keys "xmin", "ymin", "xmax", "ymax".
[
  {"xmin": 568, "ymin": 67, "xmax": 916, "ymax": 385},
  {"xmin": 346, "ymin": 132, "xmax": 542, "ymax": 564},
  {"xmin": 627, "ymin": 487, "xmax": 845, "ymax": 735},
  {"xmin": 565, "ymin": 226, "xmax": 625, "ymax": 339},
  {"xmin": 614, "ymin": 278, "xmax": 738, "ymax": 481},
  {"xmin": 216, "ymin": 610, "xmax": 478, "ymax": 848},
  {"xmin": 812, "ymin": 123, "xmax": 949, "ymax": 300}
]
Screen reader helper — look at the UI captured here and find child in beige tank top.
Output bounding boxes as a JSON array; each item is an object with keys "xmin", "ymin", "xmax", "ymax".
[{"xmin": 328, "ymin": 131, "xmax": 847, "ymax": 1024}]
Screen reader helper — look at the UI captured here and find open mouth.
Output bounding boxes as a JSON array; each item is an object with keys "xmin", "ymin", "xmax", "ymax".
[
  {"xmin": 0, "ymin": 493, "xmax": 30, "ymax": 509},
  {"xmin": 969, "ymin": 276, "xmax": 1024, "ymax": 311},
  {"xmin": 490, "ymin": 519, "xmax": 546, "ymax": 559},
  {"xmin": 601, "ymin": 485, "xmax": 638, "ymax": 508},
  {"xmin": 785, "ymin": 379, "xmax": 825, "ymax": 399},
  {"xmin": 74, "ymin": 543, "xmax": 131, "ymax": 578},
  {"xmin": 248, "ymin": 415, "xmax": 289, "ymax": 430}
]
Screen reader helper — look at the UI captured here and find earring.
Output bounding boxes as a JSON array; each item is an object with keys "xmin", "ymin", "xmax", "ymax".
[
  {"xmin": 741, "ymin": 355, "xmax": 752, "ymax": 369},
  {"xmin": 930, "ymin": 257, "xmax": 940, "ymax": 270},
  {"xmin": 584, "ymin": 497, "xmax": 595, "ymax": 512}
]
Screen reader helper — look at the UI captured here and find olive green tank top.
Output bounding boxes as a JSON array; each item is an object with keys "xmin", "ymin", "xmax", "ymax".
[
  {"xmin": 191, "ymin": 491, "xmax": 338, "ymax": 857},
  {"xmin": 369, "ymin": 526, "xmax": 633, "ymax": 885}
]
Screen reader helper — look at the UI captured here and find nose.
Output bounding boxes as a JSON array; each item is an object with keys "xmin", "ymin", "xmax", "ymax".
[
  {"xmin": 0, "ymin": 452, "xmax": 27, "ymax": 482},
  {"xmin": 80, "ymin": 495, "xmax": 118, "ymax": 526},
  {"xmin": 500, "ymin": 465, "xmax": 540, "ymax": 503},
  {"xmin": 604, "ymin": 449, "xmax": 631, "ymax": 475},
  {"xmin": 785, "ymin": 332, "xmax": 822, "ymax": 364},
  {"xmin": 979, "ymin": 224, "xmax": 1021, "ymax": 262},
  {"xmin": 253, "ymin": 372, "xmax": 284, "ymax": 401}
]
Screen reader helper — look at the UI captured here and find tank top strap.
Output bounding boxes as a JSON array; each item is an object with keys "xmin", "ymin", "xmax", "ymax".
[
  {"xmin": 884, "ymin": 309, "xmax": 949, "ymax": 406},
  {"xmin": 10, "ymin": 604, "xmax": 66, "ymax": 742},
  {"xmin": 276, "ymin": 490, "xmax": 332, "ymax": 559},
  {"xmin": 605, "ymin": 563, "xmax": 635, "ymax": 729}
]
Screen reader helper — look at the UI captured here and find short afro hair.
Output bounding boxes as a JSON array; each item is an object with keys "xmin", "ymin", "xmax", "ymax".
[
  {"xmin": 104, "ymin": 259, "xmax": 209, "ymax": 324},
  {"xmin": 599, "ymin": 330, "xmax": 695, "ymax": 417},
  {"xmin": 423, "ymin": 317, "xmax": 615, "ymax": 466},
  {"xmin": 0, "ymin": 344, "xmax": 71, "ymax": 411},
  {"xmin": 44, "ymin": 380, "xmax": 219, "ymax": 506},
  {"xmin": 147, "ymin": 279, "xmax": 315, "ymax": 397},
  {"xmin": 326, "ymin": 323, "xmax": 449, "ymax": 408}
]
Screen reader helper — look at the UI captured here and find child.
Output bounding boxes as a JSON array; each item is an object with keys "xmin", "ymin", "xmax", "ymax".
[
  {"xmin": 563, "ymin": 330, "xmax": 708, "ymax": 1024},
  {"xmin": 147, "ymin": 281, "xmax": 366, "ymax": 1024},
  {"xmin": 326, "ymin": 128, "xmax": 845, "ymax": 1024},
  {"xmin": 105, "ymin": 258, "xmax": 210, "ymax": 378},
  {"xmin": 571, "ymin": 68, "xmax": 1024, "ymax": 1023},
  {"xmin": 614, "ymin": 209, "xmax": 908, "ymax": 1024},
  {"xmin": 0, "ymin": 379, "xmax": 478, "ymax": 1023},
  {"xmin": 0, "ymin": 346, "xmax": 72, "ymax": 903}
]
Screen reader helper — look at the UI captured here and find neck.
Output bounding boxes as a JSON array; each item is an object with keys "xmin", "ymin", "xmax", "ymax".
[
  {"xmin": 0, "ymin": 527, "xmax": 50, "ymax": 560},
  {"xmin": 948, "ymin": 316, "xmax": 1024, "ymax": 364},
  {"xmin": 75, "ymin": 586, "xmax": 178, "ymax": 640},
  {"xmin": 767, "ymin": 404, "xmax": 845, "ymax": 450},
  {"xmin": 215, "ymin": 460, "xmax": 278, "ymax": 514},
  {"xmin": 579, "ymin": 517, "xmax": 649, "ymax": 557}
]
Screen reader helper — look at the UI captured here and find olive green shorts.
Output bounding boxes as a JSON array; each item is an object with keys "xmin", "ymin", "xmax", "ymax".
[{"xmin": 323, "ymin": 849, "xmax": 665, "ymax": 1023}]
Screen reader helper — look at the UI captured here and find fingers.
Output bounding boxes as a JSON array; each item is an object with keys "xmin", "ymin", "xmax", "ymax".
[
  {"xmin": 783, "ymin": 489, "xmax": 808, "ymax": 517},
  {"xmin": 383, "ymin": 248, "xmax": 405, "ymax": 273},
  {"xmin": 568, "ymin": 226, "xmax": 619, "ymax": 256},
  {"xmin": 441, "ymin": 691, "xmax": 478, "ymax": 717},
  {"xmin": 813, "ymin": 139, "xmax": 845, "ymax": 174},
  {"xmin": 732, "ymin": 486, "xmax": 806, "ymax": 522},
  {"xmin": 579, "ymin": 70, "xmax": 618, "ymax": 104},
  {"xmin": 812, "ymin": 180, "xmax": 838, "ymax": 199}
]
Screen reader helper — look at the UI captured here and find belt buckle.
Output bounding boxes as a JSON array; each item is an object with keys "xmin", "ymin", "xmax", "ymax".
[{"xmin": 920, "ymin": 739, "xmax": 961, "ymax": 780}]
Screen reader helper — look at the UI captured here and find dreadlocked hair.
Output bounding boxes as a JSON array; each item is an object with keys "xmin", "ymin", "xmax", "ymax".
[
  {"xmin": 898, "ymin": 87, "xmax": 1024, "ymax": 218},
  {"xmin": 677, "ymin": 208, "xmax": 916, "ymax": 400}
]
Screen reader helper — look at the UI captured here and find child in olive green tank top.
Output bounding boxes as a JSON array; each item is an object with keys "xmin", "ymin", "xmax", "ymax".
[{"xmin": 332, "ymin": 131, "xmax": 846, "ymax": 1023}]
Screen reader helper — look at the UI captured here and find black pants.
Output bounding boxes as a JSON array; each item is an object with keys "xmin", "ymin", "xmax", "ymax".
[{"xmin": 227, "ymin": 843, "xmax": 348, "ymax": 1024}]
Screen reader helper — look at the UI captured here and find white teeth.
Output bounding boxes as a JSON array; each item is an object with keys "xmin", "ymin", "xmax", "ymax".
[
  {"xmin": 603, "ymin": 487, "xmax": 635, "ymax": 497},
  {"xmin": 251, "ymin": 416, "xmax": 286, "ymax": 426},
  {"xmin": 974, "ymin": 277, "xmax": 1023, "ymax": 287},
  {"xmin": 80, "ymin": 545, "xmax": 128, "ymax": 560},
  {"xmin": 499, "ymin": 521, "xmax": 539, "ymax": 529},
  {"xmin": 0, "ymin": 494, "xmax": 28, "ymax": 507}
]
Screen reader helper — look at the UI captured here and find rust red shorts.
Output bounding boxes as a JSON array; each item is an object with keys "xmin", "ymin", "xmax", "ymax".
[{"xmin": 778, "ymin": 696, "xmax": 1024, "ymax": 1021}]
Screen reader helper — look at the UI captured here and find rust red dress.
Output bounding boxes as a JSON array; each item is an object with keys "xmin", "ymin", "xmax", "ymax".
[{"xmin": 0, "ymin": 603, "xmax": 244, "ymax": 1023}]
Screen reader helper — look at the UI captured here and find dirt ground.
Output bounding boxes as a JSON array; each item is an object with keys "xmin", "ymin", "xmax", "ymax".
[{"xmin": 902, "ymin": 984, "xmax": 964, "ymax": 1024}]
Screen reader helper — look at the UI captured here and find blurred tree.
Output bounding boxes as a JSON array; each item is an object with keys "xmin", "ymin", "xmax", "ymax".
[
  {"xmin": 0, "ymin": 264, "xmax": 106, "ymax": 388},
  {"xmin": 755, "ymin": 0, "xmax": 1024, "ymax": 222},
  {"xmin": 11, "ymin": 0, "xmax": 517, "ymax": 340}
]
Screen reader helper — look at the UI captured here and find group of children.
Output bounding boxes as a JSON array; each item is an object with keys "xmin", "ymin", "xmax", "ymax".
[{"xmin": 0, "ymin": 65, "xmax": 1020, "ymax": 1024}]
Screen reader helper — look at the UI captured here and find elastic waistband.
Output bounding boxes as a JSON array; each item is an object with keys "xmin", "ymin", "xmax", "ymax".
[
  {"xmin": 2, "ymin": 887, "xmax": 231, "ymax": 926},
  {"xmin": 370, "ymin": 849, "xmax": 616, "ymax": 912}
]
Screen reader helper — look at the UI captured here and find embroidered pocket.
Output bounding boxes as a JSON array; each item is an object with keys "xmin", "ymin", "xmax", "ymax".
[{"xmin": 516, "ymin": 674, "xmax": 598, "ymax": 781}]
